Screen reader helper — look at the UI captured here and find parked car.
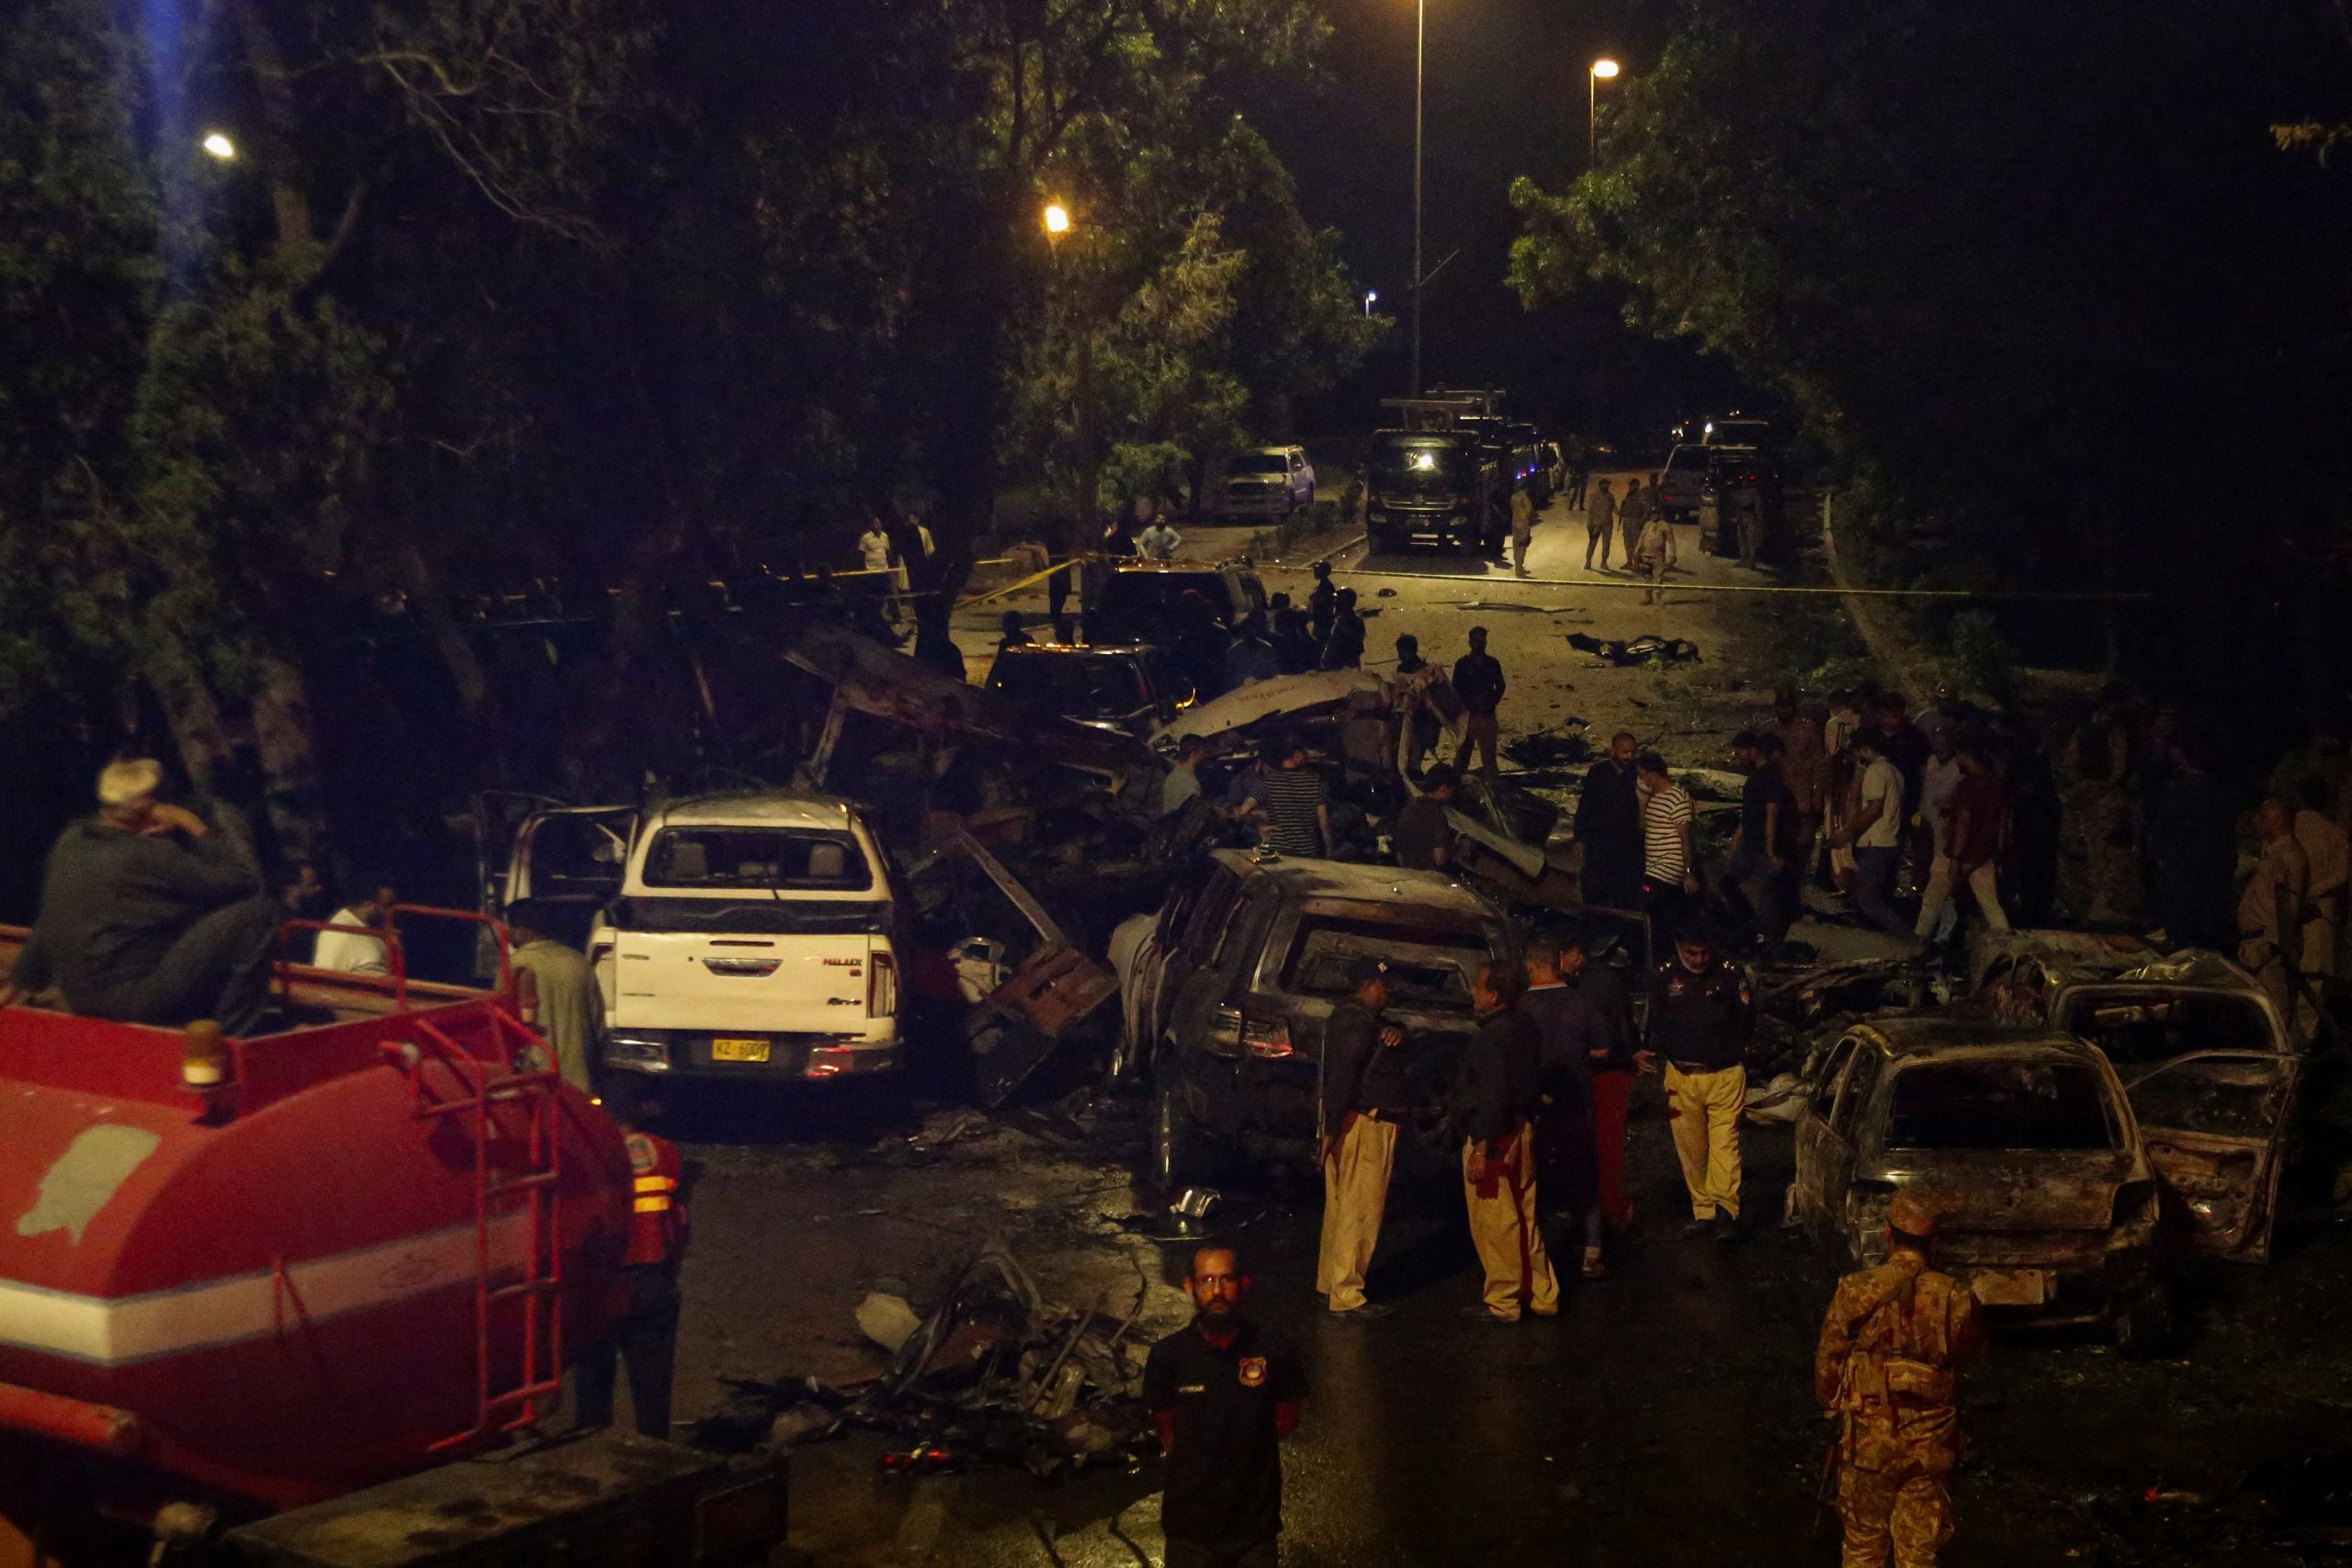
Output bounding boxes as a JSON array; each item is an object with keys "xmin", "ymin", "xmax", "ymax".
[
  {"xmin": 1970, "ymin": 944, "xmax": 2301, "ymax": 1260},
  {"xmin": 1110, "ymin": 850, "xmax": 1518, "ymax": 1189},
  {"xmin": 581, "ymin": 792, "xmax": 906, "ymax": 1085},
  {"xmin": 1538, "ymin": 441, "xmax": 1566, "ymax": 498},
  {"xmin": 985, "ymin": 641, "xmax": 1182, "ymax": 737},
  {"xmin": 1788, "ymin": 1016, "xmax": 2176, "ymax": 1351},
  {"xmin": 1657, "ymin": 441, "xmax": 1722, "ymax": 522},
  {"xmin": 1703, "ymin": 415, "xmax": 1776, "ymax": 450},
  {"xmin": 1219, "ymin": 446, "xmax": 1316, "ymax": 517},
  {"xmin": 1086, "ymin": 561, "xmax": 1268, "ymax": 646}
]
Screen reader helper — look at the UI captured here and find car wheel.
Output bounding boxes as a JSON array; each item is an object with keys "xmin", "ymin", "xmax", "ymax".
[
  {"xmin": 1150, "ymin": 1074, "xmax": 1208, "ymax": 1192},
  {"xmin": 2112, "ymin": 1282, "xmax": 2177, "ymax": 1359}
]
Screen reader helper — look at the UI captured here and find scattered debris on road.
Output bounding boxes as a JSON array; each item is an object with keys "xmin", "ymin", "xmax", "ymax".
[
  {"xmin": 699, "ymin": 1247, "xmax": 1155, "ymax": 1479},
  {"xmin": 1566, "ymin": 631, "xmax": 1702, "ymax": 666}
]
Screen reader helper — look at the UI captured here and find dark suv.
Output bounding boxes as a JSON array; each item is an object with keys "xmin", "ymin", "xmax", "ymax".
[
  {"xmin": 984, "ymin": 642, "xmax": 1180, "ymax": 737},
  {"xmin": 1110, "ymin": 849, "xmax": 1518, "ymax": 1188},
  {"xmin": 1086, "ymin": 562, "xmax": 1268, "ymax": 646}
]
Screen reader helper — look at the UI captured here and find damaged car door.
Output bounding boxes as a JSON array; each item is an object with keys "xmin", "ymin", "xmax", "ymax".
[
  {"xmin": 493, "ymin": 800, "xmax": 639, "ymax": 948},
  {"xmin": 2120, "ymin": 1050, "xmax": 2301, "ymax": 1261}
]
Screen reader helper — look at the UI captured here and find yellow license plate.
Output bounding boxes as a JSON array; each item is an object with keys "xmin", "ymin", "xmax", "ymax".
[{"xmin": 710, "ymin": 1037, "xmax": 771, "ymax": 1064}]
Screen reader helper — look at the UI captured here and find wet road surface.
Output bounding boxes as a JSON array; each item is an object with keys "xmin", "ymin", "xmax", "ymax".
[{"xmin": 657, "ymin": 1077, "xmax": 2352, "ymax": 1568}]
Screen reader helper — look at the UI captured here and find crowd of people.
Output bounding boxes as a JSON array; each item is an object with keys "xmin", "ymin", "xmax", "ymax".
[{"xmin": 1566, "ymin": 681, "xmax": 2348, "ymax": 1036}]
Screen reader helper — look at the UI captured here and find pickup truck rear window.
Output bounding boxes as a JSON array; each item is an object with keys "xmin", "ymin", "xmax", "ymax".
[
  {"xmin": 608, "ymin": 896, "xmax": 888, "ymax": 936},
  {"xmin": 641, "ymin": 828, "xmax": 873, "ymax": 891}
]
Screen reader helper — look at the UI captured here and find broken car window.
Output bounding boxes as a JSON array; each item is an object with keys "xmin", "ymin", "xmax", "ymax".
[
  {"xmin": 2063, "ymin": 991, "xmax": 2279, "ymax": 1066},
  {"xmin": 2126, "ymin": 1055, "xmax": 2291, "ymax": 1138},
  {"xmin": 641, "ymin": 829, "xmax": 874, "ymax": 892},
  {"xmin": 1283, "ymin": 917, "xmax": 1487, "ymax": 1010},
  {"xmin": 1883, "ymin": 1061, "xmax": 2118, "ymax": 1152}
]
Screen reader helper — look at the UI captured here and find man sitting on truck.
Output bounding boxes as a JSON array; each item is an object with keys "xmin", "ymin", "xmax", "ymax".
[{"xmin": 0, "ymin": 759, "xmax": 279, "ymax": 1034}]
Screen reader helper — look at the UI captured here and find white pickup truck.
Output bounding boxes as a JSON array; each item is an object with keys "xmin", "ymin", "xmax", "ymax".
[{"xmin": 498, "ymin": 791, "xmax": 904, "ymax": 1084}]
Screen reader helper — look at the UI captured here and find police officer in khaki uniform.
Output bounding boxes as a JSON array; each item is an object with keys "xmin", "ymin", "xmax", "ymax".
[
  {"xmin": 1646, "ymin": 926, "xmax": 1752, "ymax": 1243},
  {"xmin": 1316, "ymin": 962, "xmax": 1409, "ymax": 1317},
  {"xmin": 1815, "ymin": 1190, "xmax": 1987, "ymax": 1568}
]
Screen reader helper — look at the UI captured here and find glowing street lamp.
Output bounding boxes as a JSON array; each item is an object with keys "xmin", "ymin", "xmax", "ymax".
[
  {"xmin": 1589, "ymin": 59, "xmax": 1620, "ymax": 168},
  {"xmin": 1364, "ymin": 288, "xmax": 1379, "ymax": 315},
  {"xmin": 200, "ymin": 131, "xmax": 237, "ymax": 162},
  {"xmin": 1042, "ymin": 201, "xmax": 1071, "ymax": 238}
]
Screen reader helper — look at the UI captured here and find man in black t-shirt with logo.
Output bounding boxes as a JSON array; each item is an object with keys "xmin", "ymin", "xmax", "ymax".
[{"xmin": 1143, "ymin": 1247, "xmax": 1308, "ymax": 1567}]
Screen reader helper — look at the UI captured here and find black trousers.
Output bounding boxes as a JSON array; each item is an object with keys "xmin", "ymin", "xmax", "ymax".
[
  {"xmin": 1166, "ymin": 1539, "xmax": 1279, "ymax": 1568},
  {"xmin": 84, "ymin": 896, "xmax": 279, "ymax": 1036},
  {"xmin": 577, "ymin": 1263, "xmax": 681, "ymax": 1438}
]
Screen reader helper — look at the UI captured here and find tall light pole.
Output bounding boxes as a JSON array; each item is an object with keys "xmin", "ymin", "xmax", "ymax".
[
  {"xmin": 1411, "ymin": 0, "xmax": 1426, "ymax": 396},
  {"xmin": 1043, "ymin": 200, "xmax": 1099, "ymax": 553},
  {"xmin": 1589, "ymin": 57, "xmax": 1620, "ymax": 169}
]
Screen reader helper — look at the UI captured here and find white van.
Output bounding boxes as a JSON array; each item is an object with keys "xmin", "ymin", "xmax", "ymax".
[
  {"xmin": 580, "ymin": 793, "xmax": 902, "ymax": 1084},
  {"xmin": 1659, "ymin": 441, "xmax": 1727, "ymax": 523}
]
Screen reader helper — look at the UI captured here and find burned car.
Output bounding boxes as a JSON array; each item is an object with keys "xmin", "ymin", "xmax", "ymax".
[
  {"xmin": 984, "ymin": 641, "xmax": 1183, "ymax": 737},
  {"xmin": 1111, "ymin": 850, "xmax": 1516, "ymax": 1189},
  {"xmin": 1971, "ymin": 944, "xmax": 2301, "ymax": 1259},
  {"xmin": 1790, "ymin": 1017, "xmax": 2175, "ymax": 1350}
]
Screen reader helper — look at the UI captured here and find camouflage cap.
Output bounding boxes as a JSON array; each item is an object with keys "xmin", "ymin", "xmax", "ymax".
[{"xmin": 1888, "ymin": 1190, "xmax": 1942, "ymax": 1237}]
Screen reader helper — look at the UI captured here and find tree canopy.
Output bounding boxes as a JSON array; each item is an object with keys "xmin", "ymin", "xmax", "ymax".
[
  {"xmin": 1508, "ymin": 0, "xmax": 2352, "ymax": 701},
  {"xmin": 0, "ymin": 0, "xmax": 1378, "ymax": 876}
]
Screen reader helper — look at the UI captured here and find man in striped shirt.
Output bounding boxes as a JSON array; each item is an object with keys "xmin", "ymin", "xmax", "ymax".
[
  {"xmin": 1254, "ymin": 734, "xmax": 1333, "ymax": 858},
  {"xmin": 1637, "ymin": 752, "xmax": 1699, "ymax": 944}
]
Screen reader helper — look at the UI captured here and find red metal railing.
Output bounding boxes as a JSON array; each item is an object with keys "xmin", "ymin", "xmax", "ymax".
[{"xmin": 274, "ymin": 904, "xmax": 514, "ymax": 1015}]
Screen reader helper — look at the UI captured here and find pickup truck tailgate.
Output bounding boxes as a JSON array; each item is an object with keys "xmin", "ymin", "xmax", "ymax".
[{"xmin": 609, "ymin": 929, "xmax": 879, "ymax": 1033}]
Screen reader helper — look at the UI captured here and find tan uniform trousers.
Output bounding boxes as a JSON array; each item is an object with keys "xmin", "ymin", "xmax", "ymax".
[
  {"xmin": 1840, "ymin": 1459, "xmax": 1954, "ymax": 1568},
  {"xmin": 1665, "ymin": 1063, "xmax": 1746, "ymax": 1220},
  {"xmin": 1317, "ymin": 1112, "xmax": 1397, "ymax": 1313},
  {"xmin": 1463, "ymin": 1122, "xmax": 1561, "ymax": 1320}
]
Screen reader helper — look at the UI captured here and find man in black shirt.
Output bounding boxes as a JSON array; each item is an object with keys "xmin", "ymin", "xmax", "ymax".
[
  {"xmin": 1449, "ymin": 962, "xmax": 1560, "ymax": 1321},
  {"xmin": 1647, "ymin": 926, "xmax": 1753, "ymax": 1245},
  {"xmin": 1711, "ymin": 731, "xmax": 1799, "ymax": 942},
  {"xmin": 1143, "ymin": 1247, "xmax": 1307, "ymax": 1568},
  {"xmin": 1316, "ymin": 964, "xmax": 1409, "ymax": 1316},
  {"xmin": 1452, "ymin": 626, "xmax": 1507, "ymax": 776},
  {"xmin": 1575, "ymin": 730, "xmax": 1645, "ymax": 908},
  {"xmin": 1519, "ymin": 929, "xmax": 1635, "ymax": 1279},
  {"xmin": 1392, "ymin": 765, "xmax": 1458, "ymax": 872}
]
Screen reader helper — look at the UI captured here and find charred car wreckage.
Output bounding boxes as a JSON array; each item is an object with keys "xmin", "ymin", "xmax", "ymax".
[{"xmin": 477, "ymin": 582, "xmax": 2319, "ymax": 1389}]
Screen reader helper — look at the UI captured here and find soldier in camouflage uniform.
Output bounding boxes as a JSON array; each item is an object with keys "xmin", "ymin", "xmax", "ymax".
[{"xmin": 1814, "ymin": 1190, "xmax": 1987, "ymax": 1568}]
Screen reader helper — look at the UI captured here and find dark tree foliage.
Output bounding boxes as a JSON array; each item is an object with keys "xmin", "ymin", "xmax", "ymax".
[
  {"xmin": 0, "ymin": 0, "xmax": 1376, "ymax": 882},
  {"xmin": 1510, "ymin": 0, "xmax": 2352, "ymax": 713}
]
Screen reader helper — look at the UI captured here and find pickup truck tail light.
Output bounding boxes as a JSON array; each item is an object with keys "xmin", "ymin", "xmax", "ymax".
[{"xmin": 868, "ymin": 951, "xmax": 899, "ymax": 1018}]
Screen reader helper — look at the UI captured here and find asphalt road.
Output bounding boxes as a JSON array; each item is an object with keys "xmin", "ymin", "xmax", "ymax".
[{"xmin": 641, "ymin": 494, "xmax": 2352, "ymax": 1566}]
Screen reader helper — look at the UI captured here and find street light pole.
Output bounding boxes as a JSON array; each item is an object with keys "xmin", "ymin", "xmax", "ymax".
[
  {"xmin": 1589, "ymin": 58, "xmax": 1620, "ymax": 170},
  {"xmin": 1411, "ymin": 0, "xmax": 1425, "ymax": 397}
]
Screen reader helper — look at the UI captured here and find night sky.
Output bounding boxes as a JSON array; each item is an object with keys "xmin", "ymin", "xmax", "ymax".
[{"xmin": 1254, "ymin": 0, "xmax": 1748, "ymax": 442}]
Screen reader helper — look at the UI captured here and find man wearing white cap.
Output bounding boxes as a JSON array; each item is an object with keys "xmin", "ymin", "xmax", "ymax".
[{"xmin": 0, "ymin": 759, "xmax": 278, "ymax": 1033}]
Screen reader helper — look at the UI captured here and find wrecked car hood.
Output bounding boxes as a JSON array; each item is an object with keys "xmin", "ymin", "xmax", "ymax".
[
  {"xmin": 781, "ymin": 620, "xmax": 1154, "ymax": 782},
  {"xmin": 1149, "ymin": 670, "xmax": 1386, "ymax": 748}
]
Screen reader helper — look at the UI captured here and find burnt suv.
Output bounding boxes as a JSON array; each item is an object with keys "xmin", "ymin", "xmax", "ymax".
[
  {"xmin": 985, "ymin": 642, "xmax": 1182, "ymax": 737},
  {"xmin": 1085, "ymin": 561, "xmax": 1268, "ymax": 647},
  {"xmin": 1789, "ymin": 1016, "xmax": 2199, "ymax": 1353},
  {"xmin": 1110, "ymin": 850, "xmax": 1517, "ymax": 1189}
]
